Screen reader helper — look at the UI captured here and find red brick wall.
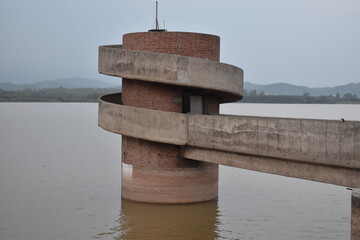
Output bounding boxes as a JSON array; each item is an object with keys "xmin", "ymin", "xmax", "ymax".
[
  {"xmin": 123, "ymin": 32, "xmax": 220, "ymax": 61},
  {"xmin": 122, "ymin": 137, "xmax": 203, "ymax": 169},
  {"xmin": 353, "ymin": 206, "xmax": 360, "ymax": 239},
  {"xmin": 122, "ymin": 32, "xmax": 220, "ymax": 113},
  {"xmin": 206, "ymin": 95, "xmax": 220, "ymax": 115},
  {"xmin": 121, "ymin": 80, "xmax": 182, "ymax": 112},
  {"xmin": 120, "ymin": 32, "xmax": 220, "ymax": 203},
  {"xmin": 121, "ymin": 31, "xmax": 221, "ymax": 169}
]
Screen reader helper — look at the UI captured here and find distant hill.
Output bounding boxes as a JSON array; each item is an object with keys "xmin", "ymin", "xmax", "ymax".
[
  {"xmin": 245, "ymin": 82, "xmax": 360, "ymax": 96},
  {"xmin": 2, "ymin": 78, "xmax": 359, "ymax": 97},
  {"xmin": 0, "ymin": 78, "xmax": 119, "ymax": 91}
]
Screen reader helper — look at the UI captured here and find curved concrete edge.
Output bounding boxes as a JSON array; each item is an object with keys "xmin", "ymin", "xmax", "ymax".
[
  {"xmin": 98, "ymin": 93, "xmax": 360, "ymax": 173},
  {"xmin": 98, "ymin": 45, "xmax": 243, "ymax": 102},
  {"xmin": 98, "ymin": 93, "xmax": 188, "ymax": 145},
  {"xmin": 182, "ymin": 146, "xmax": 360, "ymax": 188}
]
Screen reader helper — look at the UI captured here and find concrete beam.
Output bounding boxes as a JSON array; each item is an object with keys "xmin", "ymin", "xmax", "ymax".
[
  {"xmin": 188, "ymin": 114, "xmax": 360, "ymax": 170},
  {"xmin": 98, "ymin": 45, "xmax": 243, "ymax": 102},
  {"xmin": 182, "ymin": 146, "xmax": 360, "ymax": 188}
]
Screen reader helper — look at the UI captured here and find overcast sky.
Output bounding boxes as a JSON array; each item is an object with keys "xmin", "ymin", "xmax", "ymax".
[{"xmin": 0, "ymin": 0, "xmax": 359, "ymax": 87}]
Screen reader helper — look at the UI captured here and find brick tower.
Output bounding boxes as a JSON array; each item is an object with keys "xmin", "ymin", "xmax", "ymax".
[
  {"xmin": 98, "ymin": 31, "xmax": 243, "ymax": 204},
  {"xmin": 120, "ymin": 32, "xmax": 220, "ymax": 203}
]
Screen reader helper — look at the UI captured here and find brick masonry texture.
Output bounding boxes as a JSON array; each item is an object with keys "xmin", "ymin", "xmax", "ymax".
[
  {"xmin": 123, "ymin": 32, "xmax": 220, "ymax": 61},
  {"xmin": 120, "ymin": 31, "xmax": 220, "ymax": 203},
  {"xmin": 353, "ymin": 207, "xmax": 360, "ymax": 239},
  {"xmin": 353, "ymin": 192, "xmax": 360, "ymax": 239},
  {"xmin": 122, "ymin": 79, "xmax": 183, "ymax": 112},
  {"xmin": 122, "ymin": 31, "xmax": 221, "ymax": 114}
]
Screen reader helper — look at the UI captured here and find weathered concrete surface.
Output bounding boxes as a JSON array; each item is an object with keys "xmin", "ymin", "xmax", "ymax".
[
  {"xmin": 353, "ymin": 189, "xmax": 360, "ymax": 240},
  {"xmin": 99, "ymin": 93, "xmax": 188, "ymax": 146},
  {"xmin": 99, "ymin": 94, "xmax": 360, "ymax": 187},
  {"xmin": 182, "ymin": 146, "xmax": 360, "ymax": 187},
  {"xmin": 98, "ymin": 45, "xmax": 243, "ymax": 102},
  {"xmin": 188, "ymin": 114, "xmax": 360, "ymax": 170}
]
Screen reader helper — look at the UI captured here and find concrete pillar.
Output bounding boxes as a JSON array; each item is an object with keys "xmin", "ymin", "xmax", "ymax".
[
  {"xmin": 353, "ymin": 189, "xmax": 360, "ymax": 240},
  {"xmin": 120, "ymin": 32, "xmax": 220, "ymax": 203}
]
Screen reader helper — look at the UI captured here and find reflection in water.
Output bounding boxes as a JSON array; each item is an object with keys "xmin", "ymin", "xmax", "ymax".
[{"xmin": 103, "ymin": 199, "xmax": 220, "ymax": 240}]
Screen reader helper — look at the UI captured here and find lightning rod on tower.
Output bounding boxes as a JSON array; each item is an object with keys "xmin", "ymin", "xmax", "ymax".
[{"xmin": 149, "ymin": 1, "xmax": 166, "ymax": 32}]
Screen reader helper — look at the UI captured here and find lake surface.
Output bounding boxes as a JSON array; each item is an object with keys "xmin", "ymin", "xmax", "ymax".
[{"xmin": 1, "ymin": 103, "xmax": 359, "ymax": 240}]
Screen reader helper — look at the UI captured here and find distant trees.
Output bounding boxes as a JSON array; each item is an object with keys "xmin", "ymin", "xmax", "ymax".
[
  {"xmin": 0, "ymin": 87, "xmax": 359, "ymax": 104},
  {"xmin": 342, "ymin": 93, "xmax": 358, "ymax": 102},
  {"xmin": 241, "ymin": 90, "xmax": 360, "ymax": 104},
  {"xmin": 0, "ymin": 88, "xmax": 120, "ymax": 102}
]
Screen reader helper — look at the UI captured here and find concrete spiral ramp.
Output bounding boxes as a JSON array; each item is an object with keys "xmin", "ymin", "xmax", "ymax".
[
  {"xmin": 98, "ymin": 31, "xmax": 360, "ymax": 237},
  {"xmin": 98, "ymin": 32, "xmax": 243, "ymax": 204},
  {"xmin": 98, "ymin": 43, "xmax": 244, "ymax": 146},
  {"xmin": 99, "ymin": 45, "xmax": 243, "ymax": 103},
  {"xmin": 98, "ymin": 32, "xmax": 360, "ymax": 204}
]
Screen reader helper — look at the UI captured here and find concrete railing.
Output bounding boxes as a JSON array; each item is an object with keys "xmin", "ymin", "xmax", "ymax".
[
  {"xmin": 97, "ymin": 45, "xmax": 360, "ymax": 188},
  {"xmin": 184, "ymin": 114, "xmax": 360, "ymax": 188},
  {"xmin": 98, "ymin": 45, "xmax": 244, "ymax": 102},
  {"xmin": 99, "ymin": 93, "xmax": 188, "ymax": 146},
  {"xmin": 99, "ymin": 94, "xmax": 360, "ymax": 187},
  {"xmin": 187, "ymin": 114, "xmax": 360, "ymax": 170}
]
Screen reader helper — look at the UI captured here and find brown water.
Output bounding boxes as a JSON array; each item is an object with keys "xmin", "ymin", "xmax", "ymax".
[{"xmin": 0, "ymin": 103, "xmax": 357, "ymax": 240}]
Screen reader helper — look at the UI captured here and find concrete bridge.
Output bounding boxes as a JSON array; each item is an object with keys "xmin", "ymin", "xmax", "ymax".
[{"xmin": 98, "ymin": 32, "xmax": 360, "ymax": 239}]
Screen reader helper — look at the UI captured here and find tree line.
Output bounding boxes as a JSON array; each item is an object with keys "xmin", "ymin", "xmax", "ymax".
[
  {"xmin": 0, "ymin": 87, "xmax": 359, "ymax": 103},
  {"xmin": 0, "ymin": 88, "xmax": 119, "ymax": 102},
  {"xmin": 240, "ymin": 90, "xmax": 360, "ymax": 104}
]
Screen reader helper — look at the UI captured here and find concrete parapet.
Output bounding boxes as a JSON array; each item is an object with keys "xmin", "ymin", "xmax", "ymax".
[
  {"xmin": 99, "ymin": 93, "xmax": 188, "ymax": 146},
  {"xmin": 99, "ymin": 95, "xmax": 360, "ymax": 187},
  {"xmin": 188, "ymin": 114, "xmax": 360, "ymax": 170},
  {"xmin": 98, "ymin": 45, "xmax": 243, "ymax": 102}
]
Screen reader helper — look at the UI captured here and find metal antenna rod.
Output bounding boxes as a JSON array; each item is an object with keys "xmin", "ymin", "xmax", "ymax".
[
  {"xmin": 155, "ymin": 1, "xmax": 159, "ymax": 30},
  {"xmin": 149, "ymin": 1, "xmax": 166, "ymax": 32}
]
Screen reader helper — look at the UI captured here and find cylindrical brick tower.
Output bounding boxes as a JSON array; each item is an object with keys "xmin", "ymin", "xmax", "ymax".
[
  {"xmin": 120, "ymin": 32, "xmax": 220, "ymax": 203},
  {"xmin": 98, "ymin": 30, "xmax": 243, "ymax": 204}
]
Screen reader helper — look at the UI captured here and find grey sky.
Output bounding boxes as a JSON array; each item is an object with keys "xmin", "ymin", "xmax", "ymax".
[{"xmin": 0, "ymin": 0, "xmax": 359, "ymax": 87}]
